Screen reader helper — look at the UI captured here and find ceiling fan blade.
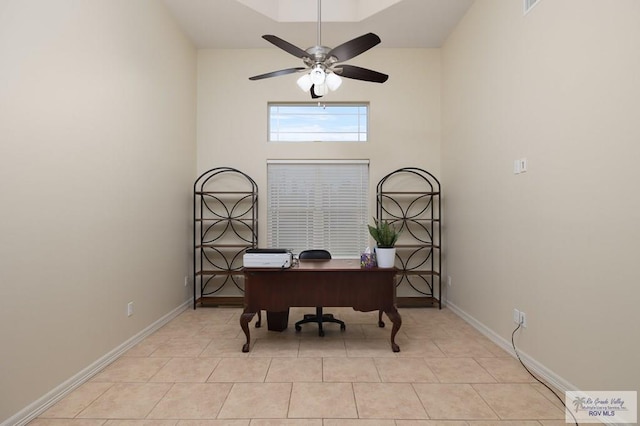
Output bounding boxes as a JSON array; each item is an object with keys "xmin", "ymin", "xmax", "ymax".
[
  {"xmin": 249, "ymin": 67, "xmax": 306, "ymax": 80},
  {"xmin": 262, "ymin": 35, "xmax": 310, "ymax": 59},
  {"xmin": 336, "ymin": 65, "xmax": 388, "ymax": 83},
  {"xmin": 327, "ymin": 33, "xmax": 381, "ymax": 63}
]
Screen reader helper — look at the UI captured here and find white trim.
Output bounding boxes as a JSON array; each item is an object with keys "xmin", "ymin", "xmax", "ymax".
[
  {"xmin": 446, "ymin": 300, "xmax": 578, "ymax": 394},
  {"xmin": 3, "ymin": 299, "xmax": 191, "ymax": 426}
]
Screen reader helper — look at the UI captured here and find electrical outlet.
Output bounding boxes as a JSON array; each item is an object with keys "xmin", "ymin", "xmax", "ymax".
[
  {"xmin": 127, "ymin": 302, "xmax": 134, "ymax": 317},
  {"xmin": 519, "ymin": 311, "xmax": 527, "ymax": 328},
  {"xmin": 513, "ymin": 308, "xmax": 520, "ymax": 324},
  {"xmin": 184, "ymin": 275, "xmax": 189, "ymax": 287}
]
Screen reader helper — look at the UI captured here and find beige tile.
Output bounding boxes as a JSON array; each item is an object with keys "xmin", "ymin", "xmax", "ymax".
[
  {"xmin": 298, "ymin": 337, "xmax": 347, "ymax": 357},
  {"xmin": 433, "ymin": 339, "xmax": 496, "ymax": 358},
  {"xmin": 175, "ymin": 308, "xmax": 238, "ymax": 327},
  {"xmin": 467, "ymin": 422, "xmax": 542, "ymax": 426},
  {"xmin": 177, "ymin": 421, "xmax": 248, "ymax": 426},
  {"xmin": 248, "ymin": 338, "xmax": 300, "ymax": 357},
  {"xmin": 323, "ymin": 357, "xmax": 380, "ymax": 382},
  {"xmin": 197, "ymin": 323, "xmax": 243, "ymax": 339},
  {"xmin": 530, "ymin": 383, "xmax": 567, "ymax": 411},
  {"xmin": 401, "ymin": 325, "xmax": 453, "ymax": 340},
  {"xmin": 124, "ymin": 337, "xmax": 169, "ymax": 357},
  {"xmin": 147, "ymin": 383, "xmax": 233, "ymax": 419},
  {"xmin": 395, "ymin": 338, "xmax": 447, "ymax": 358},
  {"xmin": 153, "ymin": 323, "xmax": 204, "ymax": 339},
  {"xmin": 200, "ymin": 337, "xmax": 250, "ymax": 357},
  {"xmin": 475, "ymin": 358, "xmax": 537, "ymax": 383},
  {"xmin": 324, "ymin": 420, "xmax": 395, "ymax": 426},
  {"xmin": 37, "ymin": 306, "xmax": 577, "ymax": 425},
  {"xmin": 77, "ymin": 383, "xmax": 172, "ymax": 419},
  {"xmin": 472, "ymin": 384, "xmax": 565, "ymax": 420},
  {"xmin": 395, "ymin": 422, "xmax": 469, "ymax": 426},
  {"xmin": 217, "ymin": 383, "xmax": 292, "ymax": 419},
  {"xmin": 288, "ymin": 382, "xmax": 357, "ymax": 418},
  {"xmin": 208, "ymin": 357, "xmax": 271, "ymax": 382},
  {"xmin": 91, "ymin": 357, "xmax": 170, "ymax": 382},
  {"xmin": 332, "ymin": 323, "xmax": 366, "ymax": 338},
  {"xmin": 353, "ymin": 382, "xmax": 428, "ymax": 419},
  {"xmin": 375, "ymin": 357, "xmax": 438, "ymax": 383},
  {"xmin": 444, "ymin": 323, "xmax": 486, "ymax": 339},
  {"xmin": 28, "ymin": 420, "xmax": 106, "ymax": 426},
  {"xmin": 345, "ymin": 338, "xmax": 398, "ymax": 357},
  {"xmin": 104, "ymin": 421, "xmax": 177, "ymax": 425},
  {"xmin": 473, "ymin": 338, "xmax": 513, "ymax": 358},
  {"xmin": 412, "ymin": 383, "xmax": 498, "ymax": 420},
  {"xmin": 149, "ymin": 357, "xmax": 220, "ymax": 382},
  {"xmin": 40, "ymin": 382, "xmax": 113, "ymax": 418},
  {"xmin": 426, "ymin": 358, "xmax": 496, "ymax": 383},
  {"xmin": 265, "ymin": 357, "xmax": 322, "ymax": 382},
  {"xmin": 250, "ymin": 420, "xmax": 322, "ymax": 426},
  {"xmin": 150, "ymin": 338, "xmax": 211, "ymax": 357},
  {"xmin": 361, "ymin": 323, "xmax": 407, "ymax": 339}
]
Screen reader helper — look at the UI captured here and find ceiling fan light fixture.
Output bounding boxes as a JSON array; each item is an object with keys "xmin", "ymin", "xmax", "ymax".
[
  {"xmin": 325, "ymin": 72, "xmax": 342, "ymax": 91},
  {"xmin": 296, "ymin": 73, "xmax": 313, "ymax": 91},
  {"xmin": 313, "ymin": 82, "xmax": 328, "ymax": 97},
  {"xmin": 310, "ymin": 65, "xmax": 326, "ymax": 85}
]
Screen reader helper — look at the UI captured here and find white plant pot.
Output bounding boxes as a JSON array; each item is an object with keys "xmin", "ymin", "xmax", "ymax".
[{"xmin": 375, "ymin": 247, "xmax": 396, "ymax": 268}]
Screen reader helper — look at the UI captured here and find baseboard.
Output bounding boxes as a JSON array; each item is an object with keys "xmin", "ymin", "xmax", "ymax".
[
  {"xmin": 3, "ymin": 299, "xmax": 191, "ymax": 426},
  {"xmin": 446, "ymin": 300, "xmax": 578, "ymax": 394}
]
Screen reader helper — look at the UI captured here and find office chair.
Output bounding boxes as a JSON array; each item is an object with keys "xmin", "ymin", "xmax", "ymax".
[{"xmin": 294, "ymin": 249, "xmax": 346, "ymax": 337}]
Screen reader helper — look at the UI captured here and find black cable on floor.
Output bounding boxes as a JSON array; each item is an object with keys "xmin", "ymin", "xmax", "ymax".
[{"xmin": 511, "ymin": 322, "xmax": 579, "ymax": 426}]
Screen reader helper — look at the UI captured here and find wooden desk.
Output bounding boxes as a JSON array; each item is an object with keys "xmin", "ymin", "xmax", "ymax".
[{"xmin": 241, "ymin": 259, "xmax": 401, "ymax": 352}]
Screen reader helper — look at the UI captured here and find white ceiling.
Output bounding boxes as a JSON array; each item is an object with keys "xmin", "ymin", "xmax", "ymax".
[{"xmin": 162, "ymin": 0, "xmax": 475, "ymax": 50}]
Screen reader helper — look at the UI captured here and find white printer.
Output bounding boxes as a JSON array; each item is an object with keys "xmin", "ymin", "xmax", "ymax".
[{"xmin": 243, "ymin": 248, "xmax": 292, "ymax": 268}]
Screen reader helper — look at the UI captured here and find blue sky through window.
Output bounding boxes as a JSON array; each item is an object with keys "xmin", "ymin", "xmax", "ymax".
[{"xmin": 269, "ymin": 103, "xmax": 368, "ymax": 142}]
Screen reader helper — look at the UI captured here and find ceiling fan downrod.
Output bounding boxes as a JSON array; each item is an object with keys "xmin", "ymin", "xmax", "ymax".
[{"xmin": 316, "ymin": 0, "xmax": 322, "ymax": 47}]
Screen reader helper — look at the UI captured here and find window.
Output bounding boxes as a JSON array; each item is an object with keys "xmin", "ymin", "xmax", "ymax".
[
  {"xmin": 268, "ymin": 103, "xmax": 368, "ymax": 142},
  {"xmin": 267, "ymin": 160, "xmax": 369, "ymax": 258}
]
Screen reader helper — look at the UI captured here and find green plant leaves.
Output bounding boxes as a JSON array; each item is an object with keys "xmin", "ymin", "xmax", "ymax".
[{"xmin": 367, "ymin": 218, "xmax": 401, "ymax": 248}]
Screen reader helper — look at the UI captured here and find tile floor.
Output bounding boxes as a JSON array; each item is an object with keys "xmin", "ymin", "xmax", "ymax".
[{"xmin": 29, "ymin": 306, "xmax": 570, "ymax": 425}]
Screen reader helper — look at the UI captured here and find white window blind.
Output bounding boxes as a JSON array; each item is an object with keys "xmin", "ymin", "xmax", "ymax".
[{"xmin": 267, "ymin": 160, "xmax": 369, "ymax": 258}]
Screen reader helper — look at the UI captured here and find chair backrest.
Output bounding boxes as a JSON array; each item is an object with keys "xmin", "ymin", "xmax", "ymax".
[{"xmin": 299, "ymin": 249, "xmax": 331, "ymax": 260}]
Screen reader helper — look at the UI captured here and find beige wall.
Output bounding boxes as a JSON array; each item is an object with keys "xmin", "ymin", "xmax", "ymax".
[
  {"xmin": 442, "ymin": 0, "xmax": 640, "ymax": 390},
  {"xmin": 0, "ymin": 0, "xmax": 196, "ymax": 421},
  {"xmin": 197, "ymin": 48, "xmax": 442, "ymax": 245}
]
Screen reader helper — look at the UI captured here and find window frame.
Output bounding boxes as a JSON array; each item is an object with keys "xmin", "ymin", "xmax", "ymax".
[{"xmin": 267, "ymin": 102, "xmax": 369, "ymax": 143}]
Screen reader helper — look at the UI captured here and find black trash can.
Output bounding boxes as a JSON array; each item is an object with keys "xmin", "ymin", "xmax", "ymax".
[{"xmin": 266, "ymin": 309, "xmax": 289, "ymax": 331}]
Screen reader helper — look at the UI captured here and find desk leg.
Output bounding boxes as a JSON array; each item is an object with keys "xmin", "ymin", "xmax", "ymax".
[
  {"xmin": 240, "ymin": 311, "xmax": 256, "ymax": 353},
  {"xmin": 384, "ymin": 307, "xmax": 402, "ymax": 353}
]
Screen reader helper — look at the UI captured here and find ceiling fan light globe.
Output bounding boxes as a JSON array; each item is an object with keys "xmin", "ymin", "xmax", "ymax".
[
  {"xmin": 326, "ymin": 72, "xmax": 342, "ymax": 91},
  {"xmin": 314, "ymin": 82, "xmax": 328, "ymax": 96},
  {"xmin": 310, "ymin": 67, "xmax": 326, "ymax": 85},
  {"xmin": 296, "ymin": 74, "xmax": 313, "ymax": 91}
]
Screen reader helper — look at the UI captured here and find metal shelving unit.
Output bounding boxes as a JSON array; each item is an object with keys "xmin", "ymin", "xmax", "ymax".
[
  {"xmin": 193, "ymin": 167, "xmax": 258, "ymax": 309},
  {"xmin": 376, "ymin": 167, "xmax": 442, "ymax": 308}
]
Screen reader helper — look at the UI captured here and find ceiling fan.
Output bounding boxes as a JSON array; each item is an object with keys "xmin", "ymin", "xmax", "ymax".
[{"xmin": 248, "ymin": 0, "xmax": 389, "ymax": 99}]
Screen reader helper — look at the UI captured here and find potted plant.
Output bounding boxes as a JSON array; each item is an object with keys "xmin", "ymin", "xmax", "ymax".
[{"xmin": 367, "ymin": 218, "xmax": 401, "ymax": 268}]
